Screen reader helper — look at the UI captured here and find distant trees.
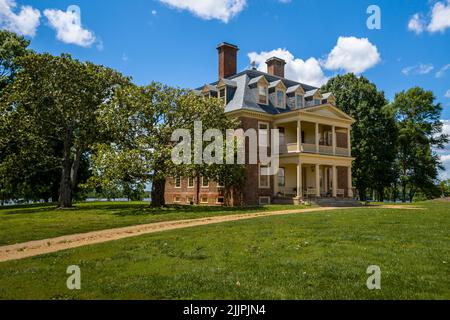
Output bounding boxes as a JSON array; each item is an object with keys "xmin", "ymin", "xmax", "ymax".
[{"xmin": 322, "ymin": 75, "xmax": 448, "ymax": 202}]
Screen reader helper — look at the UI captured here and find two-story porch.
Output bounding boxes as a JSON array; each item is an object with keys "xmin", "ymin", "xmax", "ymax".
[{"xmin": 272, "ymin": 105, "xmax": 356, "ymax": 202}]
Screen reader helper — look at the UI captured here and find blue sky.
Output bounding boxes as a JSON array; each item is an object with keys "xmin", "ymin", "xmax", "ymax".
[{"xmin": 1, "ymin": 0, "xmax": 450, "ymax": 178}]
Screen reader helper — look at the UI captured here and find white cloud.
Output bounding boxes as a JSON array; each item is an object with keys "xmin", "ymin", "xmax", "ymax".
[
  {"xmin": 408, "ymin": 13, "xmax": 426, "ymax": 34},
  {"xmin": 151, "ymin": 10, "xmax": 157, "ymax": 16},
  {"xmin": 0, "ymin": 0, "xmax": 40, "ymax": 37},
  {"xmin": 428, "ymin": 0, "xmax": 450, "ymax": 32},
  {"xmin": 409, "ymin": 0, "xmax": 450, "ymax": 34},
  {"xmin": 445, "ymin": 90, "xmax": 450, "ymax": 98},
  {"xmin": 323, "ymin": 36, "xmax": 381, "ymax": 74},
  {"xmin": 402, "ymin": 63, "xmax": 434, "ymax": 76},
  {"xmin": 158, "ymin": 0, "xmax": 246, "ymax": 23},
  {"xmin": 44, "ymin": 6, "xmax": 96, "ymax": 47},
  {"xmin": 248, "ymin": 48, "xmax": 328, "ymax": 87},
  {"xmin": 437, "ymin": 120, "xmax": 450, "ymax": 180},
  {"xmin": 436, "ymin": 64, "xmax": 450, "ymax": 78}
]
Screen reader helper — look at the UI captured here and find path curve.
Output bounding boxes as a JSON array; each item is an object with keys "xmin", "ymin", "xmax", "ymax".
[{"xmin": 0, "ymin": 205, "xmax": 421, "ymax": 263}]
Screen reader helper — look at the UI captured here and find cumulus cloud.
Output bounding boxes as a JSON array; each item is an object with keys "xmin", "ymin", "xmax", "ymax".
[
  {"xmin": 323, "ymin": 36, "xmax": 381, "ymax": 74},
  {"xmin": 438, "ymin": 120, "xmax": 450, "ymax": 180},
  {"xmin": 402, "ymin": 64, "xmax": 434, "ymax": 76},
  {"xmin": 158, "ymin": 0, "xmax": 246, "ymax": 23},
  {"xmin": 409, "ymin": 0, "xmax": 450, "ymax": 34},
  {"xmin": 248, "ymin": 48, "xmax": 328, "ymax": 87},
  {"xmin": 0, "ymin": 0, "xmax": 41, "ymax": 37},
  {"xmin": 44, "ymin": 6, "xmax": 96, "ymax": 47},
  {"xmin": 408, "ymin": 13, "xmax": 426, "ymax": 34}
]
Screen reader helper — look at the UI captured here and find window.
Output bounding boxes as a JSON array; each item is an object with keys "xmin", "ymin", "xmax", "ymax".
[
  {"xmin": 259, "ymin": 165, "xmax": 270, "ymax": 188},
  {"xmin": 322, "ymin": 99, "xmax": 328, "ymax": 105},
  {"xmin": 259, "ymin": 196, "xmax": 271, "ymax": 205},
  {"xmin": 258, "ymin": 85, "xmax": 268, "ymax": 104},
  {"xmin": 258, "ymin": 122, "xmax": 269, "ymax": 147},
  {"xmin": 175, "ymin": 176, "xmax": 181, "ymax": 188},
  {"xmin": 314, "ymin": 99, "xmax": 321, "ymax": 106},
  {"xmin": 278, "ymin": 168, "xmax": 286, "ymax": 187},
  {"xmin": 219, "ymin": 88, "xmax": 226, "ymax": 105},
  {"xmin": 200, "ymin": 195, "xmax": 208, "ymax": 204},
  {"xmin": 296, "ymin": 94, "xmax": 304, "ymax": 108},
  {"xmin": 188, "ymin": 177, "xmax": 195, "ymax": 188},
  {"xmin": 186, "ymin": 196, "xmax": 194, "ymax": 204},
  {"xmin": 276, "ymin": 90, "xmax": 285, "ymax": 109},
  {"xmin": 173, "ymin": 195, "xmax": 181, "ymax": 203},
  {"xmin": 217, "ymin": 196, "xmax": 225, "ymax": 204},
  {"xmin": 202, "ymin": 177, "xmax": 209, "ymax": 188}
]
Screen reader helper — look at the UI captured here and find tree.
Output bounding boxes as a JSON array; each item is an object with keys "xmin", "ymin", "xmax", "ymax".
[
  {"xmin": 0, "ymin": 30, "xmax": 31, "ymax": 90},
  {"xmin": 321, "ymin": 74, "xmax": 397, "ymax": 201},
  {"xmin": 391, "ymin": 87, "xmax": 448, "ymax": 202},
  {"xmin": 90, "ymin": 83, "xmax": 245, "ymax": 207},
  {"xmin": 1, "ymin": 53, "xmax": 129, "ymax": 208}
]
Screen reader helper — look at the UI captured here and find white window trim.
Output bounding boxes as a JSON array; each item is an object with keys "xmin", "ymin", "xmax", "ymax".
[
  {"xmin": 174, "ymin": 176, "xmax": 182, "ymax": 189},
  {"xmin": 201, "ymin": 177, "xmax": 209, "ymax": 188},
  {"xmin": 258, "ymin": 164, "xmax": 271, "ymax": 189},
  {"xmin": 258, "ymin": 85, "xmax": 269, "ymax": 105},
  {"xmin": 187, "ymin": 178, "xmax": 195, "ymax": 189},
  {"xmin": 173, "ymin": 195, "xmax": 181, "ymax": 203},
  {"xmin": 258, "ymin": 121, "xmax": 270, "ymax": 148},
  {"xmin": 218, "ymin": 86, "xmax": 227, "ymax": 105},
  {"xmin": 296, "ymin": 94, "xmax": 304, "ymax": 108},
  {"xmin": 200, "ymin": 195, "xmax": 209, "ymax": 204},
  {"xmin": 259, "ymin": 196, "xmax": 271, "ymax": 205},
  {"xmin": 276, "ymin": 89, "xmax": 286, "ymax": 109}
]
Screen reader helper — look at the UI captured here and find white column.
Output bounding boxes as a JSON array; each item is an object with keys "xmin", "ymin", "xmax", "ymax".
[
  {"xmin": 297, "ymin": 163, "xmax": 302, "ymax": 198},
  {"xmin": 348, "ymin": 166, "xmax": 354, "ymax": 198},
  {"xmin": 347, "ymin": 128, "xmax": 351, "ymax": 157},
  {"xmin": 315, "ymin": 123, "xmax": 320, "ymax": 153},
  {"xmin": 332, "ymin": 165, "xmax": 337, "ymax": 198},
  {"xmin": 297, "ymin": 120, "xmax": 302, "ymax": 152},
  {"xmin": 332, "ymin": 126, "xmax": 337, "ymax": 156},
  {"xmin": 315, "ymin": 164, "xmax": 321, "ymax": 197}
]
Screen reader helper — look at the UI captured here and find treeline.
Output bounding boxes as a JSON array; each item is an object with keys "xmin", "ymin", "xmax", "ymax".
[
  {"xmin": 0, "ymin": 31, "xmax": 244, "ymax": 208},
  {"xmin": 322, "ymin": 75, "xmax": 448, "ymax": 202},
  {"xmin": 0, "ymin": 31, "xmax": 448, "ymax": 207}
]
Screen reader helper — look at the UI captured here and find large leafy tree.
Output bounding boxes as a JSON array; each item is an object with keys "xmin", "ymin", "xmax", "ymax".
[
  {"xmin": 90, "ymin": 83, "xmax": 245, "ymax": 207},
  {"xmin": 0, "ymin": 30, "xmax": 30, "ymax": 90},
  {"xmin": 322, "ymin": 74, "xmax": 397, "ymax": 201},
  {"xmin": 1, "ymin": 53, "xmax": 129, "ymax": 208},
  {"xmin": 391, "ymin": 87, "xmax": 448, "ymax": 202}
]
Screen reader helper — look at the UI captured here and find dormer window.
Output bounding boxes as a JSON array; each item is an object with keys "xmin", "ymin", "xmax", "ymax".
[
  {"xmin": 296, "ymin": 94, "xmax": 304, "ymax": 108},
  {"xmin": 219, "ymin": 87, "xmax": 226, "ymax": 105},
  {"xmin": 258, "ymin": 85, "xmax": 268, "ymax": 105},
  {"xmin": 314, "ymin": 98, "xmax": 321, "ymax": 106},
  {"xmin": 276, "ymin": 90, "xmax": 285, "ymax": 109}
]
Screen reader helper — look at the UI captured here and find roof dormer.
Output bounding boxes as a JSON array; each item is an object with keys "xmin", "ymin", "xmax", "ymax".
[
  {"xmin": 201, "ymin": 84, "xmax": 218, "ymax": 98},
  {"xmin": 269, "ymin": 80, "xmax": 287, "ymax": 109},
  {"xmin": 217, "ymin": 79, "xmax": 237, "ymax": 106},
  {"xmin": 305, "ymin": 89, "xmax": 323, "ymax": 106},
  {"xmin": 321, "ymin": 92, "xmax": 336, "ymax": 106},
  {"xmin": 249, "ymin": 76, "xmax": 270, "ymax": 105},
  {"xmin": 286, "ymin": 85, "xmax": 305, "ymax": 109}
]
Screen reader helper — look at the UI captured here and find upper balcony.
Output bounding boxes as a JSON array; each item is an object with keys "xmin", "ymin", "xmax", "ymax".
[{"xmin": 276, "ymin": 121, "xmax": 351, "ymax": 157}]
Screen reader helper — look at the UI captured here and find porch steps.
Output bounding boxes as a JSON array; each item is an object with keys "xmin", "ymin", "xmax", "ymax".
[{"xmin": 313, "ymin": 198, "xmax": 362, "ymax": 207}]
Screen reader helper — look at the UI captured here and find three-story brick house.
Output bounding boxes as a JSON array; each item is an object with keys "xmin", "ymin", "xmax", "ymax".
[{"xmin": 165, "ymin": 42, "xmax": 356, "ymax": 206}]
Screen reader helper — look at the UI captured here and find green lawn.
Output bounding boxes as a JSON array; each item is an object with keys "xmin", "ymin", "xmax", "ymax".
[
  {"xmin": 0, "ymin": 202, "xmax": 307, "ymax": 246},
  {"xmin": 0, "ymin": 200, "xmax": 449, "ymax": 300}
]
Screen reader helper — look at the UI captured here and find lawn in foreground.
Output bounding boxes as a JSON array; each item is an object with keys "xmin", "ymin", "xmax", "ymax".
[
  {"xmin": 0, "ymin": 202, "xmax": 307, "ymax": 246},
  {"xmin": 0, "ymin": 201, "xmax": 449, "ymax": 300}
]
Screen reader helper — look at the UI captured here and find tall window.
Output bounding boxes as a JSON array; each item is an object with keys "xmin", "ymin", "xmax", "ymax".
[
  {"xmin": 278, "ymin": 168, "xmax": 286, "ymax": 187},
  {"xmin": 258, "ymin": 85, "xmax": 268, "ymax": 104},
  {"xmin": 276, "ymin": 90, "xmax": 285, "ymax": 109},
  {"xmin": 175, "ymin": 176, "xmax": 181, "ymax": 188},
  {"xmin": 314, "ymin": 98, "xmax": 321, "ymax": 106},
  {"xmin": 202, "ymin": 177, "xmax": 209, "ymax": 188},
  {"xmin": 188, "ymin": 177, "xmax": 195, "ymax": 188},
  {"xmin": 258, "ymin": 122, "xmax": 269, "ymax": 147},
  {"xmin": 219, "ymin": 88, "xmax": 226, "ymax": 105},
  {"xmin": 296, "ymin": 94, "xmax": 303, "ymax": 108},
  {"xmin": 259, "ymin": 165, "xmax": 270, "ymax": 188}
]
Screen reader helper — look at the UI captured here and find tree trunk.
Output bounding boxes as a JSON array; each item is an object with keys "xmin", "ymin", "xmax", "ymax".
[
  {"xmin": 151, "ymin": 176, "xmax": 166, "ymax": 207},
  {"xmin": 58, "ymin": 124, "xmax": 73, "ymax": 208},
  {"xmin": 195, "ymin": 173, "xmax": 201, "ymax": 205},
  {"xmin": 70, "ymin": 146, "xmax": 83, "ymax": 192}
]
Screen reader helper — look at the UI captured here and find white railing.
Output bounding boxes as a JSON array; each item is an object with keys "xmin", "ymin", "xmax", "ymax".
[
  {"xmin": 336, "ymin": 147, "xmax": 350, "ymax": 157},
  {"xmin": 319, "ymin": 145, "xmax": 334, "ymax": 155}
]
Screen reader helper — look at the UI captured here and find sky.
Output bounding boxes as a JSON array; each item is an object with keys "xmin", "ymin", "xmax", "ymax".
[{"xmin": 1, "ymin": 0, "xmax": 450, "ymax": 179}]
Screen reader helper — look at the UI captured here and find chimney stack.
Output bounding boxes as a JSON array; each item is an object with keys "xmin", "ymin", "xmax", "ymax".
[
  {"xmin": 217, "ymin": 42, "xmax": 239, "ymax": 79},
  {"xmin": 266, "ymin": 57, "xmax": 286, "ymax": 78}
]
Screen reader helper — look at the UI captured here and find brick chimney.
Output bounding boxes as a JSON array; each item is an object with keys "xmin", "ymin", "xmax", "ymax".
[
  {"xmin": 217, "ymin": 42, "xmax": 239, "ymax": 79},
  {"xmin": 266, "ymin": 57, "xmax": 286, "ymax": 78}
]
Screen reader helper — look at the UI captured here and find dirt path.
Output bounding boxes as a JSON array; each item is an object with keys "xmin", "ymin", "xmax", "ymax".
[{"xmin": 0, "ymin": 205, "xmax": 422, "ymax": 263}]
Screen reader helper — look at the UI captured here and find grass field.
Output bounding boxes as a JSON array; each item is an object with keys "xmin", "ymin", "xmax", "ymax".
[
  {"xmin": 0, "ymin": 200, "xmax": 449, "ymax": 300},
  {"xmin": 0, "ymin": 202, "xmax": 306, "ymax": 246}
]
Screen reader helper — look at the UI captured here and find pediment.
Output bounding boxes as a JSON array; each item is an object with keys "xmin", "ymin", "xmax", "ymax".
[{"xmin": 304, "ymin": 105, "xmax": 354, "ymax": 122}]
